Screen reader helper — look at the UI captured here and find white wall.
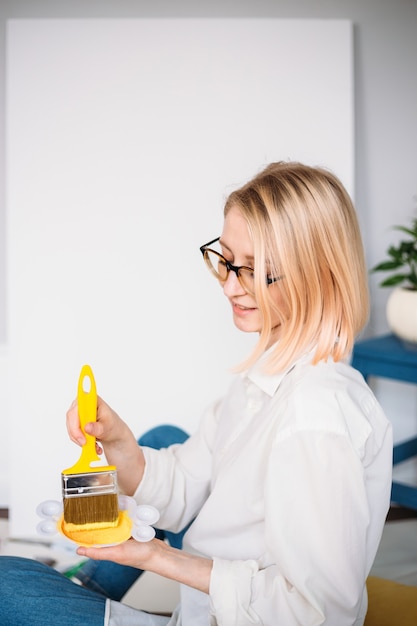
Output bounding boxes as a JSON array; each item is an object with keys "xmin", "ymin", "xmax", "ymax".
[
  {"xmin": 7, "ymin": 18, "xmax": 353, "ymax": 536},
  {"xmin": 0, "ymin": 347, "xmax": 8, "ymax": 506},
  {"xmin": 0, "ymin": 1, "xmax": 417, "ymax": 514}
]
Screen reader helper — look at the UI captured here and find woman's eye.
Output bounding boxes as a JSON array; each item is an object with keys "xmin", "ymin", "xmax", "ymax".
[{"xmin": 222, "ymin": 254, "xmax": 234, "ymax": 265}]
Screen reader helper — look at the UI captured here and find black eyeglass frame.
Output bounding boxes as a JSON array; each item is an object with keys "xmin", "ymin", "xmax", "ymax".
[{"xmin": 199, "ymin": 237, "xmax": 280, "ymax": 292}]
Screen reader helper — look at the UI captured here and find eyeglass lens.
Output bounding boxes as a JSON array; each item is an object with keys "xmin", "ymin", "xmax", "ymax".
[{"xmin": 204, "ymin": 249, "xmax": 255, "ymax": 294}]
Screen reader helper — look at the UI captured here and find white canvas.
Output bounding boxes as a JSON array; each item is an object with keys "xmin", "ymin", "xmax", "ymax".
[{"xmin": 6, "ymin": 18, "xmax": 353, "ymax": 536}]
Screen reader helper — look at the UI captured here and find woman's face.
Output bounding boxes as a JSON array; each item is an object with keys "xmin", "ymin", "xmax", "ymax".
[{"xmin": 220, "ymin": 205, "xmax": 284, "ymax": 346}]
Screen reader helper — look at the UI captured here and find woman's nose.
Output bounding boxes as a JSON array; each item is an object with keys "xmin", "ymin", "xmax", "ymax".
[{"xmin": 223, "ymin": 270, "xmax": 245, "ymax": 297}]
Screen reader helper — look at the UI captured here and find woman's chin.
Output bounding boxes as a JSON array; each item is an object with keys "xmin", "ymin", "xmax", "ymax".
[{"xmin": 232, "ymin": 314, "xmax": 260, "ymax": 334}]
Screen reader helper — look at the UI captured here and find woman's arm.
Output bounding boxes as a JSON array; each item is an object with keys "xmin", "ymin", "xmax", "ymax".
[
  {"xmin": 67, "ymin": 396, "xmax": 215, "ymax": 594},
  {"xmin": 77, "ymin": 537, "xmax": 213, "ymax": 594}
]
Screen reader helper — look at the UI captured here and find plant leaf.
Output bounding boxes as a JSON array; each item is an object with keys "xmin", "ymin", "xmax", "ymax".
[
  {"xmin": 371, "ymin": 260, "xmax": 404, "ymax": 272},
  {"xmin": 379, "ymin": 274, "xmax": 410, "ymax": 287},
  {"xmin": 394, "ymin": 225, "xmax": 417, "ymax": 238}
]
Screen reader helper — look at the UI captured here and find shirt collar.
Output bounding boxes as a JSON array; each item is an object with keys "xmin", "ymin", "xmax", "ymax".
[{"xmin": 243, "ymin": 344, "xmax": 314, "ymax": 397}]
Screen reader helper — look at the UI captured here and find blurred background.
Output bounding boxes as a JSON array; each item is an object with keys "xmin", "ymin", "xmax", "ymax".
[{"xmin": 0, "ymin": 1, "xmax": 416, "ymax": 538}]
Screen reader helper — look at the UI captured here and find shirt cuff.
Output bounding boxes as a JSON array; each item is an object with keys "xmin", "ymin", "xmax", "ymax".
[{"xmin": 209, "ymin": 557, "xmax": 261, "ymax": 625}]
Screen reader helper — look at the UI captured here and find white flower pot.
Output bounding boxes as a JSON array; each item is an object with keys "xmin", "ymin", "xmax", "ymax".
[{"xmin": 386, "ymin": 287, "xmax": 417, "ymax": 344}]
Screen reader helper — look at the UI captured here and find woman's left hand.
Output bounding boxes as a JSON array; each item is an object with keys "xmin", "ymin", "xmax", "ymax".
[
  {"xmin": 77, "ymin": 537, "xmax": 159, "ymax": 570},
  {"xmin": 77, "ymin": 536, "xmax": 213, "ymax": 594}
]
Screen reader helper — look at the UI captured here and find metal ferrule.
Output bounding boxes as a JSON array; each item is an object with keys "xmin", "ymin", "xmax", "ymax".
[{"xmin": 62, "ymin": 469, "xmax": 118, "ymax": 499}]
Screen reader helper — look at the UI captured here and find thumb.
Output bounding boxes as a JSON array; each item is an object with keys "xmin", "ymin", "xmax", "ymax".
[{"xmin": 83, "ymin": 421, "xmax": 103, "ymax": 438}]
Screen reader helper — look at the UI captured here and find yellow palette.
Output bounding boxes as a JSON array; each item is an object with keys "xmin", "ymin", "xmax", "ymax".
[{"xmin": 59, "ymin": 509, "xmax": 133, "ymax": 546}]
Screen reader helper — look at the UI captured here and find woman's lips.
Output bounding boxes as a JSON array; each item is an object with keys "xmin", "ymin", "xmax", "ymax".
[{"xmin": 231, "ymin": 301, "xmax": 257, "ymax": 316}]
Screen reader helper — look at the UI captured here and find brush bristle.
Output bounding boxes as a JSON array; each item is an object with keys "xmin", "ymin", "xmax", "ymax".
[{"xmin": 63, "ymin": 493, "xmax": 119, "ymax": 527}]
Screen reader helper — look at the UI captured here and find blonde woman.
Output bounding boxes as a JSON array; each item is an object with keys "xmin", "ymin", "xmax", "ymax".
[{"xmin": 0, "ymin": 162, "xmax": 392, "ymax": 625}]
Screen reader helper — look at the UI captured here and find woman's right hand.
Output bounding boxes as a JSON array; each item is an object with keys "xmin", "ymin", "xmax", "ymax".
[
  {"xmin": 66, "ymin": 395, "xmax": 146, "ymax": 495},
  {"xmin": 66, "ymin": 395, "xmax": 125, "ymax": 447}
]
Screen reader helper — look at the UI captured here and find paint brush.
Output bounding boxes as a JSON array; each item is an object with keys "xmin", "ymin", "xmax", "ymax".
[{"xmin": 61, "ymin": 365, "xmax": 119, "ymax": 531}]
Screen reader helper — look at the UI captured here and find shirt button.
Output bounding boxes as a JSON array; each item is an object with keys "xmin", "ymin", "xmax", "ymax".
[{"xmin": 247, "ymin": 399, "xmax": 261, "ymax": 412}]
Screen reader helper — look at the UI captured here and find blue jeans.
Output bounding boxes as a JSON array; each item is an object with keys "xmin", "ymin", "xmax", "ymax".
[
  {"xmin": 0, "ymin": 556, "xmax": 107, "ymax": 626},
  {"xmin": 0, "ymin": 425, "xmax": 189, "ymax": 625}
]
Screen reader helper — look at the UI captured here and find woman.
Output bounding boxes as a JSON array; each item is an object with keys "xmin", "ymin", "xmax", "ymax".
[{"xmin": 0, "ymin": 162, "xmax": 393, "ymax": 625}]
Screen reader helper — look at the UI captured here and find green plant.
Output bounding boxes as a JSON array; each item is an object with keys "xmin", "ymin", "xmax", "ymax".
[{"xmin": 371, "ymin": 218, "xmax": 417, "ymax": 290}]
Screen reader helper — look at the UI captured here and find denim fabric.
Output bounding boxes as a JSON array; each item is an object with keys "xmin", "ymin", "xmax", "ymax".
[
  {"xmin": 76, "ymin": 424, "xmax": 189, "ymax": 601},
  {"xmin": 0, "ymin": 556, "xmax": 106, "ymax": 626}
]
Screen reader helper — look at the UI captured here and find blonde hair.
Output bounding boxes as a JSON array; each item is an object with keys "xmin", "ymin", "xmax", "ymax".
[{"xmin": 224, "ymin": 161, "xmax": 369, "ymax": 373}]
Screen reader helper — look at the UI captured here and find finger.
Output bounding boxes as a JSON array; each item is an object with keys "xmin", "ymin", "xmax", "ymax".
[
  {"xmin": 66, "ymin": 400, "xmax": 86, "ymax": 446},
  {"xmin": 77, "ymin": 542, "xmax": 132, "ymax": 562},
  {"xmin": 76, "ymin": 546, "xmax": 109, "ymax": 560},
  {"xmin": 84, "ymin": 421, "xmax": 104, "ymax": 439}
]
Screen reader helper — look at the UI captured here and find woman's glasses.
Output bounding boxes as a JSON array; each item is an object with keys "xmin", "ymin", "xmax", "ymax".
[{"xmin": 200, "ymin": 237, "xmax": 280, "ymax": 296}]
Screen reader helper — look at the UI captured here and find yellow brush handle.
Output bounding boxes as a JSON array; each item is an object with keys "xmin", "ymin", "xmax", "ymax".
[{"xmin": 62, "ymin": 364, "xmax": 115, "ymax": 475}]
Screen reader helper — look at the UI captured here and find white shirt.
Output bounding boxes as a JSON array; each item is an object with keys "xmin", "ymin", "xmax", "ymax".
[{"xmin": 134, "ymin": 349, "xmax": 393, "ymax": 626}]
